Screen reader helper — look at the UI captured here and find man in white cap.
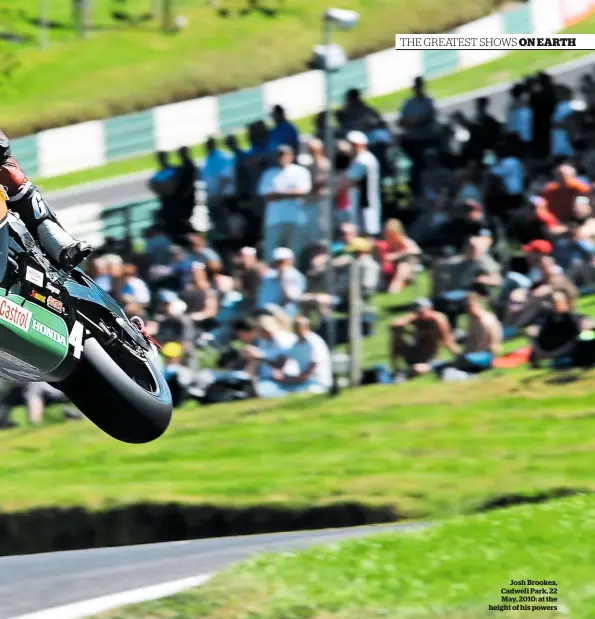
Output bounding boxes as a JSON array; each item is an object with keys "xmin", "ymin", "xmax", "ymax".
[
  {"xmin": 256, "ymin": 247, "xmax": 306, "ymax": 318},
  {"xmin": 257, "ymin": 144, "xmax": 312, "ymax": 262},
  {"xmin": 336, "ymin": 130, "xmax": 381, "ymax": 237}
]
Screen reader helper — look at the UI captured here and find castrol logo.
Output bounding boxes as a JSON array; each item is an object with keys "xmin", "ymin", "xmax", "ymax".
[{"xmin": 0, "ymin": 298, "xmax": 32, "ymax": 333}]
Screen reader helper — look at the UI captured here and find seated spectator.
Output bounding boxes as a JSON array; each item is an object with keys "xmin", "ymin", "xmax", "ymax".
[
  {"xmin": 517, "ymin": 195, "xmax": 564, "ymax": 244},
  {"xmin": 257, "ymin": 316, "xmax": 332, "ymax": 398},
  {"xmin": 572, "ymin": 195, "xmax": 595, "ymax": 240},
  {"xmin": 376, "ymin": 219, "xmax": 420, "ymax": 293},
  {"xmin": 553, "ymin": 223, "xmax": 595, "ymax": 283},
  {"xmin": 453, "ymin": 161, "xmax": 483, "ymax": 206},
  {"xmin": 267, "ymin": 104, "xmax": 299, "ymax": 154},
  {"xmin": 182, "ymin": 262, "xmax": 219, "ymax": 330},
  {"xmin": 257, "ymin": 247, "xmax": 306, "ymax": 318},
  {"xmin": 453, "ymin": 292, "xmax": 502, "ymax": 373},
  {"xmin": 187, "ymin": 232, "xmax": 221, "ymax": 265},
  {"xmin": 408, "ymin": 188, "xmax": 453, "ymax": 250},
  {"xmin": 506, "ymin": 255, "xmax": 578, "ymax": 330},
  {"xmin": 431, "ymin": 237, "xmax": 502, "ymax": 328},
  {"xmin": 169, "ymin": 244, "xmax": 196, "ymax": 290},
  {"xmin": 446, "ymin": 200, "xmax": 492, "ymax": 254},
  {"xmin": 147, "ymin": 291, "xmax": 193, "ymax": 354},
  {"xmin": 114, "ymin": 264, "xmax": 151, "ymax": 314},
  {"xmin": 144, "ymin": 225, "xmax": 172, "ymax": 267},
  {"xmin": 419, "ymin": 148, "xmax": 455, "ymax": 204},
  {"xmin": 301, "ymin": 237, "xmax": 379, "ymax": 318},
  {"xmin": 389, "ymin": 298, "xmax": 458, "ymax": 375},
  {"xmin": 543, "ymin": 164, "xmax": 591, "ymax": 223},
  {"xmin": 529, "ymin": 291, "xmax": 581, "ymax": 367},
  {"xmin": 234, "ymin": 246, "xmax": 262, "ymax": 314},
  {"xmin": 89, "ymin": 257, "xmax": 110, "ymax": 292},
  {"xmin": 239, "ymin": 315, "xmax": 297, "ymax": 392}
]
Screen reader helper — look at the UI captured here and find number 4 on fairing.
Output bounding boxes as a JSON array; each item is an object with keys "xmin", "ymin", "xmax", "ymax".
[{"xmin": 69, "ymin": 321, "xmax": 85, "ymax": 359}]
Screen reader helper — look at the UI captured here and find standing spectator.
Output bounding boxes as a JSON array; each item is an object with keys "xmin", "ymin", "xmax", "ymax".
[
  {"xmin": 376, "ymin": 219, "xmax": 420, "ymax": 293},
  {"xmin": 150, "ymin": 151, "xmax": 178, "ymax": 231},
  {"xmin": 257, "ymin": 247, "xmax": 306, "ymax": 318},
  {"xmin": 336, "ymin": 131, "xmax": 381, "ymax": 237},
  {"xmin": 551, "ymin": 86, "xmax": 576, "ymax": 159},
  {"xmin": 268, "ymin": 105, "xmax": 299, "ymax": 154},
  {"xmin": 173, "ymin": 146, "xmax": 197, "ymax": 235},
  {"xmin": 390, "ymin": 298, "xmax": 458, "ymax": 376},
  {"xmin": 265, "ymin": 316, "xmax": 332, "ymax": 396},
  {"xmin": 202, "ymin": 137, "xmax": 232, "ymax": 226},
  {"xmin": 303, "ymin": 138, "xmax": 330, "ymax": 250},
  {"xmin": 224, "ymin": 134, "xmax": 249, "ymax": 199},
  {"xmin": 506, "ymin": 84, "xmax": 533, "ymax": 157},
  {"xmin": 543, "ymin": 164, "xmax": 591, "ymax": 223},
  {"xmin": 487, "ymin": 137, "xmax": 525, "ymax": 215},
  {"xmin": 340, "ymin": 88, "xmax": 382, "ymax": 134},
  {"xmin": 398, "ymin": 76, "xmax": 438, "ymax": 195},
  {"xmin": 258, "ymin": 145, "xmax": 311, "ymax": 261},
  {"xmin": 466, "ymin": 96, "xmax": 501, "ymax": 161},
  {"xmin": 530, "ymin": 72, "xmax": 557, "ymax": 160}
]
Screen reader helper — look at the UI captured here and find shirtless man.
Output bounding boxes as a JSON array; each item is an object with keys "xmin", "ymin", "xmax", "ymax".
[{"xmin": 390, "ymin": 298, "xmax": 458, "ymax": 376}]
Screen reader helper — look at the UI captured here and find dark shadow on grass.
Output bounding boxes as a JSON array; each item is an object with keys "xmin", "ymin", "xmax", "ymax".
[
  {"xmin": 475, "ymin": 487, "xmax": 589, "ymax": 513},
  {"xmin": 0, "ymin": 501, "xmax": 401, "ymax": 557}
]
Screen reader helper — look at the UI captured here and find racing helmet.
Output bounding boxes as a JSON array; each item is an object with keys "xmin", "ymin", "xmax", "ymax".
[{"xmin": 0, "ymin": 131, "xmax": 11, "ymax": 161}]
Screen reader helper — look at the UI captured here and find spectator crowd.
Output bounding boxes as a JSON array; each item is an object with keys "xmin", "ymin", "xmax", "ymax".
[{"xmin": 8, "ymin": 66, "xmax": 595, "ymax": 422}]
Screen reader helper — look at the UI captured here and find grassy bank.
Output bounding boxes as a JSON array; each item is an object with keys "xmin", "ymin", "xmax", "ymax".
[
  {"xmin": 99, "ymin": 494, "xmax": 594, "ymax": 618},
  {"xmin": 3, "ymin": 0, "xmax": 507, "ymax": 137},
  {"xmin": 38, "ymin": 16, "xmax": 595, "ymax": 195},
  {"xmin": 1, "ymin": 365, "xmax": 595, "ymax": 517}
]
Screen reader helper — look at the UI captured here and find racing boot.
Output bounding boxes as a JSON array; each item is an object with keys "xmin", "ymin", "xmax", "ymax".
[{"xmin": 37, "ymin": 219, "xmax": 93, "ymax": 270}]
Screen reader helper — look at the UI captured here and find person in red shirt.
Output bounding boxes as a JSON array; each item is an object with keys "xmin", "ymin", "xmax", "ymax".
[
  {"xmin": 542, "ymin": 164, "xmax": 591, "ymax": 223},
  {"xmin": 0, "ymin": 131, "xmax": 91, "ymax": 269}
]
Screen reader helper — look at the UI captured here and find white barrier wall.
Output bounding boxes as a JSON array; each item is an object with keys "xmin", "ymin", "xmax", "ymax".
[
  {"xmin": 37, "ymin": 121, "xmax": 105, "ymax": 178},
  {"xmin": 153, "ymin": 97, "xmax": 218, "ymax": 151},
  {"xmin": 367, "ymin": 49, "xmax": 423, "ymax": 97},
  {"xmin": 456, "ymin": 14, "xmax": 508, "ymax": 69},
  {"xmin": 263, "ymin": 70, "xmax": 325, "ymax": 119}
]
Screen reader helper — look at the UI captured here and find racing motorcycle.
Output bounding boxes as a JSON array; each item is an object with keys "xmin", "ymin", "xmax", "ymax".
[{"xmin": 0, "ymin": 193, "xmax": 172, "ymax": 443}]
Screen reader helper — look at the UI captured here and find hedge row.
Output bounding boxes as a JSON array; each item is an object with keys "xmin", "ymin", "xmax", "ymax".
[{"xmin": 0, "ymin": 502, "xmax": 399, "ymax": 556}]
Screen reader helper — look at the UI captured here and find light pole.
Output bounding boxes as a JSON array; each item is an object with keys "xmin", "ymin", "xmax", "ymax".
[
  {"xmin": 319, "ymin": 7, "xmax": 359, "ymax": 383},
  {"xmin": 40, "ymin": 0, "xmax": 50, "ymax": 48}
]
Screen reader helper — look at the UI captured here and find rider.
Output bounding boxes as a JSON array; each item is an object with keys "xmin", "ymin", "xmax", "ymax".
[{"xmin": 0, "ymin": 131, "xmax": 92, "ymax": 269}]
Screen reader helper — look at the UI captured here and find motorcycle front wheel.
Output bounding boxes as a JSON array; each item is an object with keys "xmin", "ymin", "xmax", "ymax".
[{"xmin": 57, "ymin": 338, "xmax": 173, "ymax": 444}]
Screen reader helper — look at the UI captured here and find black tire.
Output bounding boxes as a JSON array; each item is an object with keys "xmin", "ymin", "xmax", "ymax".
[{"xmin": 57, "ymin": 338, "xmax": 172, "ymax": 444}]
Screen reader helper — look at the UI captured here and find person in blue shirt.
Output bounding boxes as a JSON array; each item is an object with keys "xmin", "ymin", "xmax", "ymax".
[
  {"xmin": 268, "ymin": 105, "xmax": 300, "ymax": 154},
  {"xmin": 201, "ymin": 137, "xmax": 232, "ymax": 199}
]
